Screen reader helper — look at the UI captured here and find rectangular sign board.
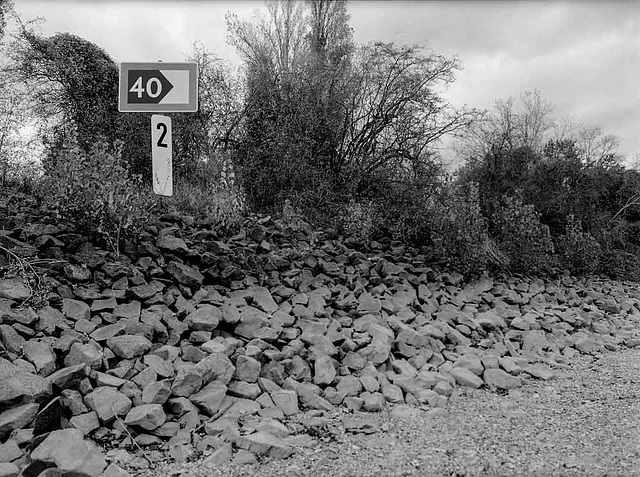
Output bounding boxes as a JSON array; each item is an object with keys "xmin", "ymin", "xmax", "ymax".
[
  {"xmin": 119, "ymin": 62, "xmax": 198, "ymax": 112},
  {"xmin": 151, "ymin": 114, "xmax": 173, "ymax": 196}
]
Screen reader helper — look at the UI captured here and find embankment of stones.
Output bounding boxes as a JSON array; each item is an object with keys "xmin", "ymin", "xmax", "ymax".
[{"xmin": 1, "ymin": 204, "xmax": 639, "ymax": 477}]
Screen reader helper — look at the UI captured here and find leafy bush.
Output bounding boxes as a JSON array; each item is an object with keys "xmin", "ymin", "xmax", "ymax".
[
  {"xmin": 339, "ymin": 200, "xmax": 374, "ymax": 241},
  {"xmin": 39, "ymin": 136, "xmax": 150, "ymax": 252},
  {"xmin": 427, "ymin": 182, "xmax": 501, "ymax": 275},
  {"xmin": 556, "ymin": 215, "xmax": 602, "ymax": 275},
  {"xmin": 160, "ymin": 153, "xmax": 245, "ymax": 236},
  {"xmin": 492, "ymin": 196, "xmax": 555, "ymax": 274}
]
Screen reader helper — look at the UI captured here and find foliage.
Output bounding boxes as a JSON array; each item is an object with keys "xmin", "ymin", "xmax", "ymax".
[
  {"xmin": 339, "ymin": 199, "xmax": 374, "ymax": 241},
  {"xmin": 39, "ymin": 136, "xmax": 150, "ymax": 252},
  {"xmin": 491, "ymin": 196, "xmax": 555, "ymax": 274},
  {"xmin": 556, "ymin": 215, "xmax": 602, "ymax": 275},
  {"xmin": 8, "ymin": 30, "xmax": 121, "ymax": 150},
  {"xmin": 227, "ymin": 0, "xmax": 478, "ymax": 213},
  {"xmin": 159, "ymin": 153, "xmax": 245, "ymax": 236},
  {"xmin": 426, "ymin": 182, "xmax": 502, "ymax": 276}
]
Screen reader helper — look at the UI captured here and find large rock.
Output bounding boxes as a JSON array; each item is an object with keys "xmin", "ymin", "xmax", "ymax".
[
  {"xmin": 166, "ymin": 261, "xmax": 204, "ymax": 287},
  {"xmin": 0, "ymin": 278, "xmax": 30, "ymax": 301},
  {"xmin": 0, "ymin": 403, "xmax": 39, "ymax": 440},
  {"xmin": 186, "ymin": 305, "xmax": 221, "ymax": 332},
  {"xmin": 106, "ymin": 335, "xmax": 152, "ymax": 359},
  {"xmin": 65, "ymin": 341, "xmax": 104, "ymax": 370},
  {"xmin": 84, "ymin": 387, "xmax": 132, "ymax": 422},
  {"xmin": 0, "ymin": 358, "xmax": 51, "ymax": 410},
  {"xmin": 483, "ymin": 368, "xmax": 522, "ymax": 390},
  {"xmin": 359, "ymin": 324, "xmax": 393, "ymax": 365},
  {"xmin": 252, "ymin": 287, "xmax": 278, "ymax": 314},
  {"xmin": 30, "ymin": 428, "xmax": 107, "ymax": 477},
  {"xmin": 190, "ymin": 381, "xmax": 228, "ymax": 415},
  {"xmin": 23, "ymin": 340, "xmax": 57, "ymax": 377},
  {"xmin": 62, "ymin": 298, "xmax": 91, "ymax": 321},
  {"xmin": 236, "ymin": 431, "xmax": 293, "ymax": 459},
  {"xmin": 450, "ymin": 367, "xmax": 484, "ymax": 389},
  {"xmin": 124, "ymin": 404, "xmax": 166, "ymax": 430}
]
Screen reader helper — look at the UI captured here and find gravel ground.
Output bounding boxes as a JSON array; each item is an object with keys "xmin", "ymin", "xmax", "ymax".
[{"xmin": 133, "ymin": 349, "xmax": 640, "ymax": 477}]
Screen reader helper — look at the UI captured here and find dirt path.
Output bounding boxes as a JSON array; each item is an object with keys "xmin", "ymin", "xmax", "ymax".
[{"xmin": 139, "ymin": 348, "xmax": 640, "ymax": 477}]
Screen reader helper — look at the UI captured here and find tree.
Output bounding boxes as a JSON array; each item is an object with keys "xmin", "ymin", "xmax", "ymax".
[
  {"xmin": 335, "ymin": 42, "xmax": 477, "ymax": 190},
  {"xmin": 227, "ymin": 0, "xmax": 477, "ymax": 210},
  {"xmin": 7, "ymin": 27, "xmax": 153, "ymax": 177},
  {"xmin": 456, "ymin": 89, "xmax": 554, "ymax": 165}
]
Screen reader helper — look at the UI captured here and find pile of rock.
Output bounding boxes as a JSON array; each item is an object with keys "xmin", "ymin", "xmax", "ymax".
[{"xmin": 1, "ymin": 209, "xmax": 640, "ymax": 477}]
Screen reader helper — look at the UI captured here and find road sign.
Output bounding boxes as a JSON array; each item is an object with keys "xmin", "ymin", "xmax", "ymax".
[
  {"xmin": 119, "ymin": 62, "xmax": 198, "ymax": 112},
  {"xmin": 151, "ymin": 115, "xmax": 173, "ymax": 196}
]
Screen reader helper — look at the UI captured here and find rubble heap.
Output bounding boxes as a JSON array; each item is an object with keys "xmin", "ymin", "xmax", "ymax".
[{"xmin": 1, "ymin": 204, "xmax": 640, "ymax": 477}]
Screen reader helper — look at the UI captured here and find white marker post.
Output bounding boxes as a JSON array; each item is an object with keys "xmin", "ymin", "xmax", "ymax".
[{"xmin": 151, "ymin": 114, "xmax": 173, "ymax": 196}]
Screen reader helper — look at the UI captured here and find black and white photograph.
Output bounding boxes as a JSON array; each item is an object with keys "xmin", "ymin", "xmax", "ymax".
[{"xmin": 1, "ymin": 1, "xmax": 640, "ymax": 476}]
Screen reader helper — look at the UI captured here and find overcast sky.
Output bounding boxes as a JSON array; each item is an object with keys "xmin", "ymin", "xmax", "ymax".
[{"xmin": 10, "ymin": 0, "xmax": 640, "ymax": 161}]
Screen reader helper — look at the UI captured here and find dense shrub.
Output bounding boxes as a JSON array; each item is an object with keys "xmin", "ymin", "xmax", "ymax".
[
  {"xmin": 339, "ymin": 200, "xmax": 374, "ymax": 241},
  {"xmin": 491, "ymin": 196, "xmax": 555, "ymax": 274},
  {"xmin": 427, "ymin": 182, "xmax": 502, "ymax": 275},
  {"xmin": 556, "ymin": 215, "xmax": 602, "ymax": 275},
  {"xmin": 39, "ymin": 137, "xmax": 150, "ymax": 252},
  {"xmin": 160, "ymin": 153, "xmax": 245, "ymax": 236}
]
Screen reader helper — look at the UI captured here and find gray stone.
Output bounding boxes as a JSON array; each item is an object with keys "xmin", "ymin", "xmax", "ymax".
[
  {"xmin": 234, "ymin": 355, "xmax": 261, "ymax": 383},
  {"xmin": 186, "ymin": 305, "xmax": 221, "ymax": 332},
  {"xmin": 0, "ymin": 358, "xmax": 51, "ymax": 409},
  {"xmin": 228, "ymin": 381, "xmax": 261, "ymax": 400},
  {"xmin": 483, "ymin": 368, "xmax": 522, "ymax": 390},
  {"xmin": 203, "ymin": 442, "xmax": 233, "ymax": 467},
  {"xmin": 157, "ymin": 235, "xmax": 189, "ymax": 253},
  {"xmin": 523, "ymin": 363, "xmax": 554, "ymax": 380},
  {"xmin": 69, "ymin": 411, "xmax": 100, "ymax": 435},
  {"xmin": 124, "ymin": 404, "xmax": 166, "ymax": 430},
  {"xmin": 166, "ymin": 261, "xmax": 204, "ymax": 287},
  {"xmin": 271, "ymin": 390, "xmax": 299, "ymax": 416},
  {"xmin": 252, "ymin": 287, "xmax": 278, "ymax": 314},
  {"xmin": 0, "ymin": 325, "xmax": 24, "ymax": 355},
  {"xmin": 343, "ymin": 416, "xmax": 379, "ymax": 434},
  {"xmin": 450, "ymin": 366, "xmax": 484, "ymax": 389},
  {"xmin": 106, "ymin": 335, "xmax": 152, "ymax": 359},
  {"xmin": 47, "ymin": 363, "xmax": 89, "ymax": 390},
  {"xmin": 0, "ymin": 278, "xmax": 30, "ymax": 301},
  {"xmin": 190, "ymin": 381, "xmax": 227, "ymax": 415},
  {"xmin": 84, "ymin": 387, "xmax": 132, "ymax": 422},
  {"xmin": 453, "ymin": 355, "xmax": 484, "ymax": 376},
  {"xmin": 0, "ymin": 403, "xmax": 39, "ymax": 440},
  {"xmin": 0, "ymin": 439, "xmax": 22, "ymax": 463},
  {"xmin": 65, "ymin": 342, "xmax": 104, "ymax": 370},
  {"xmin": 314, "ymin": 355, "xmax": 336, "ymax": 386},
  {"xmin": 142, "ymin": 380, "xmax": 172, "ymax": 404},
  {"xmin": 171, "ymin": 367, "xmax": 203, "ymax": 397},
  {"xmin": 62, "ymin": 298, "xmax": 91, "ymax": 321},
  {"xmin": 195, "ymin": 352, "xmax": 235, "ymax": 385},
  {"xmin": 0, "ymin": 463, "xmax": 19, "ymax": 477},
  {"xmin": 236, "ymin": 431, "xmax": 293, "ymax": 459},
  {"xmin": 23, "ymin": 340, "xmax": 57, "ymax": 377},
  {"xmin": 30, "ymin": 428, "xmax": 107, "ymax": 477}
]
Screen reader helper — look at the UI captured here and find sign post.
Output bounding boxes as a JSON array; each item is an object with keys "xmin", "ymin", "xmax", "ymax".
[
  {"xmin": 118, "ymin": 62, "xmax": 198, "ymax": 197},
  {"xmin": 151, "ymin": 115, "xmax": 172, "ymax": 196}
]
